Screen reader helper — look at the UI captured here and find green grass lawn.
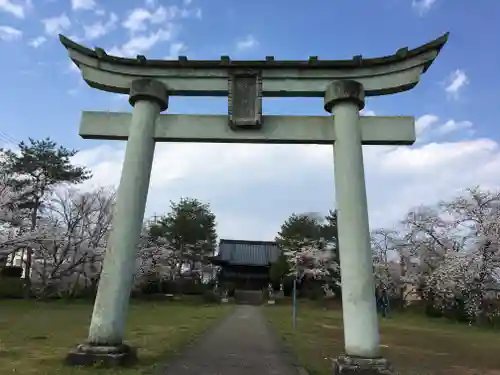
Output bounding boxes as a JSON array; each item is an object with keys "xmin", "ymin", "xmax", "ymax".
[
  {"xmin": 0, "ymin": 299, "xmax": 234, "ymax": 375},
  {"xmin": 264, "ymin": 302, "xmax": 500, "ymax": 375}
]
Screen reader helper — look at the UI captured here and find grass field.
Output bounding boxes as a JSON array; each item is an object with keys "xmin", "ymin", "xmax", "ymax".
[
  {"xmin": 0, "ymin": 299, "xmax": 233, "ymax": 375},
  {"xmin": 264, "ymin": 303, "xmax": 500, "ymax": 375}
]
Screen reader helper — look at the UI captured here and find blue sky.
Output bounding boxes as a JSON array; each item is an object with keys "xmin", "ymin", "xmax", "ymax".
[{"xmin": 0, "ymin": 0, "xmax": 499, "ymax": 240}]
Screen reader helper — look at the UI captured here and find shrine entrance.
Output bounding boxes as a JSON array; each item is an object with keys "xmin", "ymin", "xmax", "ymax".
[
  {"xmin": 60, "ymin": 32, "xmax": 448, "ymax": 374},
  {"xmin": 211, "ymin": 239, "xmax": 279, "ymax": 292}
]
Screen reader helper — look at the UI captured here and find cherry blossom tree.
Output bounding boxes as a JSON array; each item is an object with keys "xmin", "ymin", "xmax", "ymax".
[
  {"xmin": 372, "ymin": 186, "xmax": 500, "ymax": 323},
  {"xmin": 371, "ymin": 228, "xmax": 419, "ymax": 306},
  {"xmin": 134, "ymin": 232, "xmax": 178, "ymax": 292},
  {"xmin": 28, "ymin": 188, "xmax": 114, "ymax": 298},
  {"xmin": 422, "ymin": 187, "xmax": 500, "ymax": 322},
  {"xmin": 276, "ymin": 211, "xmax": 340, "ymax": 296},
  {"xmin": 282, "ymin": 238, "xmax": 339, "ymax": 287}
]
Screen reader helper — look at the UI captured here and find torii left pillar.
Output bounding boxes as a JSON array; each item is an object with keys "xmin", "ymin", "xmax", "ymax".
[{"xmin": 66, "ymin": 79, "xmax": 168, "ymax": 366}]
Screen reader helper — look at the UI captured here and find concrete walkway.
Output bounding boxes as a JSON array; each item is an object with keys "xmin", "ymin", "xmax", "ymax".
[{"xmin": 159, "ymin": 305, "xmax": 303, "ymax": 375}]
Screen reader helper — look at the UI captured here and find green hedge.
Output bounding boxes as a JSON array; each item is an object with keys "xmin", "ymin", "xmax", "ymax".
[
  {"xmin": 139, "ymin": 278, "xmax": 210, "ymax": 295},
  {"xmin": 0, "ymin": 276, "xmax": 24, "ymax": 298},
  {"xmin": 0, "ymin": 266, "xmax": 23, "ymax": 278}
]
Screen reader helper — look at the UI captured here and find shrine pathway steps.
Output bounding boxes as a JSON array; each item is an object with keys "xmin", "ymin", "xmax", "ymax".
[{"xmin": 159, "ymin": 305, "xmax": 305, "ymax": 375}]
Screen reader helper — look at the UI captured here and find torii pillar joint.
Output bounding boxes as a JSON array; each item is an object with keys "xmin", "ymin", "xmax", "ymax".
[
  {"xmin": 66, "ymin": 79, "xmax": 168, "ymax": 367},
  {"xmin": 325, "ymin": 80, "xmax": 394, "ymax": 375}
]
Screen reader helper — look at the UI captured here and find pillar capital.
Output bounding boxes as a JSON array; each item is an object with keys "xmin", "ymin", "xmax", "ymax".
[
  {"xmin": 129, "ymin": 79, "xmax": 168, "ymax": 112},
  {"xmin": 324, "ymin": 80, "xmax": 365, "ymax": 113}
]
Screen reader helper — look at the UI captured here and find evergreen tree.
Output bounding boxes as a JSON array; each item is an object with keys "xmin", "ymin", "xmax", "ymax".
[
  {"xmin": 274, "ymin": 210, "xmax": 340, "ymax": 295},
  {"xmin": 148, "ymin": 197, "xmax": 217, "ymax": 274},
  {"xmin": 0, "ymin": 138, "xmax": 91, "ymax": 296}
]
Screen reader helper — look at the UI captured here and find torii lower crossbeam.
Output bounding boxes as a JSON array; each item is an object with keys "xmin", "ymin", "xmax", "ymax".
[{"xmin": 79, "ymin": 112, "xmax": 416, "ymax": 145}]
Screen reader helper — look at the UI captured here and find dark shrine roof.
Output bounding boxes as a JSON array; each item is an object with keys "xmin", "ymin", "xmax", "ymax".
[{"xmin": 215, "ymin": 239, "xmax": 280, "ymax": 266}]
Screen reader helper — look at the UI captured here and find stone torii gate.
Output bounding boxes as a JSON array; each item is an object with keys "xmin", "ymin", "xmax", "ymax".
[{"xmin": 60, "ymin": 33, "xmax": 448, "ymax": 373}]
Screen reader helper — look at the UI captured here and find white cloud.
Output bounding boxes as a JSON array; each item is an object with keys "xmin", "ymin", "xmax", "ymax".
[
  {"xmin": 437, "ymin": 119, "xmax": 473, "ymax": 135},
  {"xmin": 71, "ymin": 113, "xmax": 499, "ymax": 240},
  {"xmin": 378, "ymin": 139, "xmax": 495, "ymax": 174},
  {"xmin": 28, "ymin": 35, "xmax": 47, "ymax": 47},
  {"xmin": 109, "ymin": 27, "xmax": 173, "ymax": 57},
  {"xmin": 236, "ymin": 34, "xmax": 258, "ymax": 51},
  {"xmin": 415, "ymin": 114, "xmax": 439, "ymax": 136},
  {"xmin": 415, "ymin": 114, "xmax": 474, "ymax": 142},
  {"xmin": 122, "ymin": 8, "xmax": 155, "ymax": 32},
  {"xmin": 71, "ymin": 0, "xmax": 96, "ymax": 11},
  {"xmin": 165, "ymin": 41, "xmax": 186, "ymax": 59},
  {"xmin": 412, "ymin": 0, "xmax": 437, "ymax": 14},
  {"xmin": 42, "ymin": 13, "xmax": 71, "ymax": 36},
  {"xmin": 83, "ymin": 12, "xmax": 117, "ymax": 40},
  {"xmin": 445, "ymin": 69, "xmax": 469, "ymax": 100},
  {"xmin": 360, "ymin": 109, "xmax": 376, "ymax": 116},
  {"xmin": 122, "ymin": 6, "xmax": 176, "ymax": 32},
  {"xmin": 0, "ymin": 0, "xmax": 31, "ymax": 18},
  {"xmin": 0, "ymin": 25, "xmax": 21, "ymax": 41}
]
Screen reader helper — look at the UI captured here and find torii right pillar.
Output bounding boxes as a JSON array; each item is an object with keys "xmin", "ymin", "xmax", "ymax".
[{"xmin": 325, "ymin": 80, "xmax": 393, "ymax": 375}]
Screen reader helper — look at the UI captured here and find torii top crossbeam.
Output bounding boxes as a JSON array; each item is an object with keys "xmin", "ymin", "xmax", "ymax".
[{"xmin": 59, "ymin": 33, "xmax": 448, "ymax": 98}]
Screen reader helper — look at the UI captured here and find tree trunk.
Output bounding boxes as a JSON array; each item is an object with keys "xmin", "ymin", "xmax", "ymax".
[{"xmin": 23, "ymin": 201, "xmax": 39, "ymax": 299}]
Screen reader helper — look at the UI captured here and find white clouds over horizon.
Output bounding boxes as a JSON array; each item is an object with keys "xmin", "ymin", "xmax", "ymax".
[{"xmin": 70, "ymin": 114, "xmax": 499, "ymax": 241}]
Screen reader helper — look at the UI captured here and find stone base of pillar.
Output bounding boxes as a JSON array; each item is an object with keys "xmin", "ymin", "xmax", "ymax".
[
  {"xmin": 333, "ymin": 356, "xmax": 394, "ymax": 375},
  {"xmin": 65, "ymin": 343, "xmax": 137, "ymax": 367}
]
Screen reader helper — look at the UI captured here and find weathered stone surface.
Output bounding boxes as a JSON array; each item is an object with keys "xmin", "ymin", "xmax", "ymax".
[
  {"xmin": 324, "ymin": 80, "xmax": 365, "ymax": 112},
  {"xmin": 129, "ymin": 78, "xmax": 168, "ymax": 111},
  {"xmin": 228, "ymin": 71, "xmax": 263, "ymax": 129},
  {"xmin": 65, "ymin": 343, "xmax": 137, "ymax": 367},
  {"xmin": 332, "ymin": 355, "xmax": 394, "ymax": 375}
]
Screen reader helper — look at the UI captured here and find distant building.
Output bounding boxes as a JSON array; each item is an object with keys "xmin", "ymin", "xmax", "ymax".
[
  {"xmin": 210, "ymin": 239, "xmax": 280, "ymax": 290},
  {"xmin": 2, "ymin": 250, "xmax": 28, "ymax": 278}
]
